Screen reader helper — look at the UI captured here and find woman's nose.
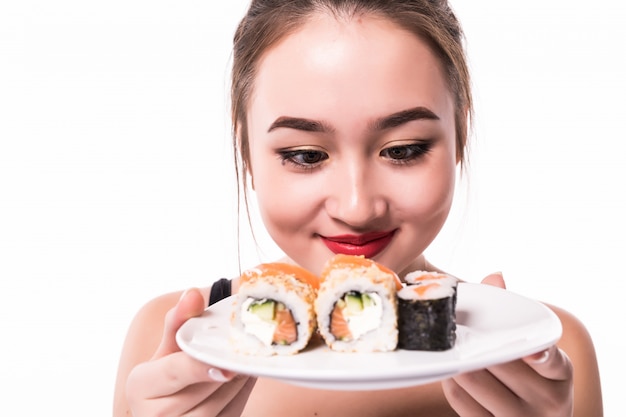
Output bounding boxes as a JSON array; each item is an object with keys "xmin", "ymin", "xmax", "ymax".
[{"xmin": 324, "ymin": 162, "xmax": 387, "ymax": 227}]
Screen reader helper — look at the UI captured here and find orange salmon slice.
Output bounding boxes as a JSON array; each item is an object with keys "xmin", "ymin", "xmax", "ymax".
[
  {"xmin": 245, "ymin": 262, "xmax": 320, "ymax": 290},
  {"xmin": 412, "ymin": 283, "xmax": 439, "ymax": 296},
  {"xmin": 272, "ymin": 307, "xmax": 298, "ymax": 345},
  {"xmin": 329, "ymin": 302, "xmax": 352, "ymax": 341},
  {"xmin": 322, "ymin": 254, "xmax": 403, "ymax": 290}
]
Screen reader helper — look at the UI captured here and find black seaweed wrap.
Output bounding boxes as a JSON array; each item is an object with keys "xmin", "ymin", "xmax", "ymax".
[
  {"xmin": 397, "ymin": 296, "xmax": 456, "ymax": 351},
  {"xmin": 209, "ymin": 278, "xmax": 232, "ymax": 306}
]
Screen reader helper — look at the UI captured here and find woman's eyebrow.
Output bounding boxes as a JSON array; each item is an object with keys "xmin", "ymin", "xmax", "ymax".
[
  {"xmin": 267, "ymin": 106, "xmax": 439, "ymax": 133},
  {"xmin": 370, "ymin": 107, "xmax": 440, "ymax": 131},
  {"xmin": 267, "ymin": 117, "xmax": 333, "ymax": 133}
]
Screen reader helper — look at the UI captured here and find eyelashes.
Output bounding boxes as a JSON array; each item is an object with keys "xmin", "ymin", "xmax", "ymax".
[
  {"xmin": 277, "ymin": 149, "xmax": 329, "ymax": 170},
  {"xmin": 277, "ymin": 140, "xmax": 433, "ymax": 170},
  {"xmin": 379, "ymin": 142, "xmax": 433, "ymax": 165}
]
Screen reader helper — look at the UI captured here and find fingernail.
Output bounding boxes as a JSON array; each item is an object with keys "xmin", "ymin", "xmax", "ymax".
[
  {"xmin": 179, "ymin": 289, "xmax": 190, "ymax": 302},
  {"xmin": 208, "ymin": 368, "xmax": 231, "ymax": 382},
  {"xmin": 528, "ymin": 349, "xmax": 550, "ymax": 364},
  {"xmin": 492, "ymin": 272, "xmax": 506, "ymax": 289}
]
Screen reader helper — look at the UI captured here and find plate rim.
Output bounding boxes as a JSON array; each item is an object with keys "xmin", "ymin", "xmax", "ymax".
[{"xmin": 176, "ymin": 282, "xmax": 562, "ymax": 388}]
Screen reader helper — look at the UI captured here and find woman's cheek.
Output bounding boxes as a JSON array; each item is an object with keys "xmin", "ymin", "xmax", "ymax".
[
  {"xmin": 255, "ymin": 175, "xmax": 317, "ymax": 231},
  {"xmin": 398, "ymin": 162, "xmax": 454, "ymax": 203}
]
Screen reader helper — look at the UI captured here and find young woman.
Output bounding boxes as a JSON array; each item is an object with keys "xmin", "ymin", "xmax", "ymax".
[{"xmin": 113, "ymin": 1, "xmax": 603, "ymax": 415}]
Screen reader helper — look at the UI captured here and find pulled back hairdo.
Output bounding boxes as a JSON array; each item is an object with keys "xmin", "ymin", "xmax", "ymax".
[{"xmin": 231, "ymin": 0, "xmax": 472, "ymax": 194}]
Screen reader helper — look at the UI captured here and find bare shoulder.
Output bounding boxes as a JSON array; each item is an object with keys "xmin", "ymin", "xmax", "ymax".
[
  {"xmin": 548, "ymin": 303, "xmax": 584, "ymax": 330},
  {"xmin": 127, "ymin": 291, "xmax": 188, "ymax": 345},
  {"xmin": 545, "ymin": 303, "xmax": 597, "ymax": 355},
  {"xmin": 545, "ymin": 303, "xmax": 604, "ymax": 416}
]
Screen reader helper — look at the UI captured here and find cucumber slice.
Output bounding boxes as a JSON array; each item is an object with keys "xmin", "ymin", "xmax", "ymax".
[
  {"xmin": 248, "ymin": 299, "xmax": 276, "ymax": 321},
  {"xmin": 362, "ymin": 293, "xmax": 376, "ymax": 307},
  {"xmin": 344, "ymin": 293, "xmax": 363, "ymax": 313}
]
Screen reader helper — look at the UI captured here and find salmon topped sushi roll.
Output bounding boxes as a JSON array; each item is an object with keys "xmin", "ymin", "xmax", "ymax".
[
  {"xmin": 397, "ymin": 279, "xmax": 457, "ymax": 351},
  {"xmin": 231, "ymin": 263, "xmax": 319, "ymax": 356},
  {"xmin": 404, "ymin": 270, "xmax": 459, "ymax": 288},
  {"xmin": 316, "ymin": 254, "xmax": 400, "ymax": 352},
  {"xmin": 403, "ymin": 269, "xmax": 459, "ymax": 307}
]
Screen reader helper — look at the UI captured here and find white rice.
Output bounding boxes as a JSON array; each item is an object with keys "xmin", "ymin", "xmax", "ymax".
[
  {"xmin": 316, "ymin": 264, "xmax": 398, "ymax": 352},
  {"xmin": 230, "ymin": 270, "xmax": 316, "ymax": 356}
]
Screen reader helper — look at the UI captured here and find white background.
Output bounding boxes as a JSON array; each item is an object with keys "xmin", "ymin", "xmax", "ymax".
[{"xmin": 1, "ymin": 0, "xmax": 624, "ymax": 415}]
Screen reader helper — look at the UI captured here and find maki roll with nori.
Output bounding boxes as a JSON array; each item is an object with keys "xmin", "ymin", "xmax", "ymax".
[{"xmin": 397, "ymin": 281, "xmax": 456, "ymax": 351}]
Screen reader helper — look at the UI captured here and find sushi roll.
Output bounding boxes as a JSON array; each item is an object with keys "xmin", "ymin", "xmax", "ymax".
[
  {"xmin": 404, "ymin": 270, "xmax": 459, "ymax": 307},
  {"xmin": 404, "ymin": 270, "xmax": 459, "ymax": 288},
  {"xmin": 316, "ymin": 254, "xmax": 402, "ymax": 352},
  {"xmin": 231, "ymin": 262, "xmax": 319, "ymax": 356},
  {"xmin": 397, "ymin": 281, "xmax": 456, "ymax": 351}
]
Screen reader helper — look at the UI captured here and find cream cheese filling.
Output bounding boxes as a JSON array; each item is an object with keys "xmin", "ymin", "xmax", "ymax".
[
  {"xmin": 241, "ymin": 298, "xmax": 276, "ymax": 346},
  {"xmin": 343, "ymin": 293, "xmax": 383, "ymax": 339}
]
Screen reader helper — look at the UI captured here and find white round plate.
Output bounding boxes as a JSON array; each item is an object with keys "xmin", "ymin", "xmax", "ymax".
[{"xmin": 176, "ymin": 283, "xmax": 561, "ymax": 390}]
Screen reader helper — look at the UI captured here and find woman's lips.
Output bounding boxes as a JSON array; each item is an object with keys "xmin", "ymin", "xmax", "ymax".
[{"xmin": 320, "ymin": 230, "xmax": 397, "ymax": 258}]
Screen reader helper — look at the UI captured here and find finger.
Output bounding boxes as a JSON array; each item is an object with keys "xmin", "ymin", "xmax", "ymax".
[
  {"xmin": 215, "ymin": 377, "xmax": 257, "ymax": 417},
  {"xmin": 153, "ymin": 287, "xmax": 207, "ymax": 359},
  {"xmin": 128, "ymin": 351, "xmax": 234, "ymax": 399},
  {"xmin": 450, "ymin": 369, "xmax": 522, "ymax": 416},
  {"xmin": 484, "ymin": 356, "xmax": 571, "ymax": 412},
  {"xmin": 485, "ymin": 358, "xmax": 549, "ymax": 401},
  {"xmin": 480, "ymin": 272, "xmax": 506, "ymax": 289},
  {"xmin": 146, "ymin": 380, "xmax": 228, "ymax": 417},
  {"xmin": 132, "ymin": 377, "xmax": 248, "ymax": 417},
  {"xmin": 441, "ymin": 377, "xmax": 493, "ymax": 417},
  {"xmin": 522, "ymin": 345, "xmax": 573, "ymax": 381},
  {"xmin": 184, "ymin": 375, "xmax": 257, "ymax": 417}
]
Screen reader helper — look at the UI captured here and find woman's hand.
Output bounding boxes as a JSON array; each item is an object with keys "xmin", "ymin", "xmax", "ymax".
[
  {"xmin": 125, "ymin": 288, "xmax": 256, "ymax": 417},
  {"xmin": 441, "ymin": 273, "xmax": 574, "ymax": 416}
]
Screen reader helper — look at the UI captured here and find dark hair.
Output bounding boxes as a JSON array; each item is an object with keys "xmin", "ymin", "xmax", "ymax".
[{"xmin": 231, "ymin": 0, "xmax": 472, "ymax": 200}]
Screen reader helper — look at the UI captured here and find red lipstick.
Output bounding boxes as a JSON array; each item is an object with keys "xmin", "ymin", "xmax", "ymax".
[{"xmin": 320, "ymin": 230, "xmax": 396, "ymax": 258}]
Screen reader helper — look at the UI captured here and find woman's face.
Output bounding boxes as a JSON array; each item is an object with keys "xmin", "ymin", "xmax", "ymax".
[{"xmin": 246, "ymin": 14, "xmax": 458, "ymax": 277}]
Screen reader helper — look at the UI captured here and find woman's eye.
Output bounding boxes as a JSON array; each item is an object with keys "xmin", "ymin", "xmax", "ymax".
[
  {"xmin": 278, "ymin": 149, "xmax": 328, "ymax": 169},
  {"xmin": 380, "ymin": 143, "xmax": 431, "ymax": 164}
]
